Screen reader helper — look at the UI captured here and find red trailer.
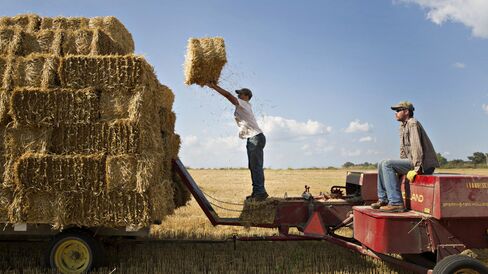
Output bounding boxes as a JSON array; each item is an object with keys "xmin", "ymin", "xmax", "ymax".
[{"xmin": 173, "ymin": 159, "xmax": 488, "ymax": 274}]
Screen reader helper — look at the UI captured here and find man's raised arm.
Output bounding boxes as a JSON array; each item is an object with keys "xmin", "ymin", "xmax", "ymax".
[{"xmin": 207, "ymin": 83, "xmax": 239, "ymax": 106}]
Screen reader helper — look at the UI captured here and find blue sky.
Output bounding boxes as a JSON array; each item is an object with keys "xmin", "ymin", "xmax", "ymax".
[{"xmin": 3, "ymin": 0, "xmax": 488, "ymax": 168}]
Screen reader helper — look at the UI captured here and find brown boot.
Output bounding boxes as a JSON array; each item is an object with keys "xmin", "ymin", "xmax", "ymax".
[
  {"xmin": 379, "ymin": 204, "xmax": 406, "ymax": 213},
  {"xmin": 370, "ymin": 200, "xmax": 388, "ymax": 209}
]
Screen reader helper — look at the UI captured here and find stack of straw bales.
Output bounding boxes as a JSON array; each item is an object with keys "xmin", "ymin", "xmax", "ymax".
[
  {"xmin": 0, "ymin": 14, "xmax": 190, "ymax": 229},
  {"xmin": 184, "ymin": 37, "xmax": 227, "ymax": 86}
]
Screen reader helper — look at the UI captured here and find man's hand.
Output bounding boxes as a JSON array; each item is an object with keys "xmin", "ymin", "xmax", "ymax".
[{"xmin": 406, "ymin": 170, "xmax": 417, "ymax": 181}]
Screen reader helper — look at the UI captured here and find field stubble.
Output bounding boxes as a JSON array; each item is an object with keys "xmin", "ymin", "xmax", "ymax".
[{"xmin": 1, "ymin": 168, "xmax": 487, "ymax": 273}]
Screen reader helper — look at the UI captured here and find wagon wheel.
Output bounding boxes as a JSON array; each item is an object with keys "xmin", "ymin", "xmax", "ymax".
[
  {"xmin": 433, "ymin": 254, "xmax": 488, "ymax": 274},
  {"xmin": 48, "ymin": 230, "xmax": 102, "ymax": 273}
]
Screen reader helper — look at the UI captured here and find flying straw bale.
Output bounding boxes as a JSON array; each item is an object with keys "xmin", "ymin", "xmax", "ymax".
[{"xmin": 184, "ymin": 37, "xmax": 227, "ymax": 86}]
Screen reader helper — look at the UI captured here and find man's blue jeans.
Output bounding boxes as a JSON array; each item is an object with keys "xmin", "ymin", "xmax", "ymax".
[
  {"xmin": 247, "ymin": 133, "xmax": 266, "ymax": 195},
  {"xmin": 377, "ymin": 159, "xmax": 412, "ymax": 205}
]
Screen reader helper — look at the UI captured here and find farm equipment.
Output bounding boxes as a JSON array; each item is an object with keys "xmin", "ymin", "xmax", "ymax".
[{"xmin": 173, "ymin": 159, "xmax": 488, "ymax": 274}]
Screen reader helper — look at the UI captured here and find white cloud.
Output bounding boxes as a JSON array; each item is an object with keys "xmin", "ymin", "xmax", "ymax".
[
  {"xmin": 452, "ymin": 62, "xmax": 466, "ymax": 69},
  {"xmin": 301, "ymin": 138, "xmax": 335, "ymax": 156},
  {"xmin": 341, "ymin": 148, "xmax": 362, "ymax": 157},
  {"xmin": 399, "ymin": 0, "xmax": 488, "ymax": 38},
  {"xmin": 182, "ymin": 135, "xmax": 198, "ymax": 146},
  {"xmin": 482, "ymin": 104, "xmax": 488, "ymax": 114},
  {"xmin": 359, "ymin": 136, "xmax": 374, "ymax": 142},
  {"xmin": 180, "ymin": 115, "xmax": 335, "ymax": 168},
  {"xmin": 345, "ymin": 120, "xmax": 371, "ymax": 133},
  {"xmin": 259, "ymin": 115, "xmax": 332, "ymax": 141}
]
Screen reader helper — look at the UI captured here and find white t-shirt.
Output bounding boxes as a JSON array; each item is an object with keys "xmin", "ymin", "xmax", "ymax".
[{"xmin": 234, "ymin": 98, "xmax": 262, "ymax": 139}]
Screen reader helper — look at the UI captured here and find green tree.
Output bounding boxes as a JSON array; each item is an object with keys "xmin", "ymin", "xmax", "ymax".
[
  {"xmin": 468, "ymin": 152, "xmax": 487, "ymax": 165},
  {"xmin": 436, "ymin": 153, "xmax": 448, "ymax": 167},
  {"xmin": 342, "ymin": 162, "xmax": 355, "ymax": 168}
]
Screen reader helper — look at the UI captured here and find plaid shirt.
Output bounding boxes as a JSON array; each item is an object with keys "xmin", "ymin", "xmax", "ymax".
[{"xmin": 400, "ymin": 118, "xmax": 440, "ymax": 172}]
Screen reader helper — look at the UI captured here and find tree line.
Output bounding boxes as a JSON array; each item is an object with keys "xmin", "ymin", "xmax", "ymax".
[{"xmin": 343, "ymin": 152, "xmax": 488, "ymax": 169}]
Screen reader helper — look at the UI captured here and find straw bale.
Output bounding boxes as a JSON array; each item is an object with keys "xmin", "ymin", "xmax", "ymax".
[
  {"xmin": 99, "ymin": 89, "xmax": 132, "ymax": 121},
  {"xmin": 107, "ymin": 153, "xmax": 172, "ymax": 196},
  {"xmin": 14, "ymin": 153, "xmax": 106, "ymax": 192},
  {"xmin": 155, "ymin": 84, "xmax": 175, "ymax": 110},
  {"xmin": 89, "ymin": 16, "xmax": 135, "ymax": 54},
  {"xmin": 62, "ymin": 29, "xmax": 130, "ymax": 56},
  {"xmin": 148, "ymin": 179, "xmax": 175, "ymax": 223},
  {"xmin": 39, "ymin": 16, "xmax": 134, "ymax": 53},
  {"xmin": 4, "ymin": 126, "xmax": 51, "ymax": 157},
  {"xmin": 106, "ymin": 154, "xmax": 137, "ymax": 192},
  {"xmin": 0, "ymin": 88, "xmax": 11, "ymax": 125},
  {"xmin": 59, "ymin": 55, "xmax": 155, "ymax": 89},
  {"xmin": 1, "ymin": 56, "xmax": 14, "ymax": 91},
  {"xmin": 0, "ymin": 57, "xmax": 5, "ymax": 79},
  {"xmin": 0, "ymin": 28, "xmax": 15, "ymax": 55},
  {"xmin": 2, "ymin": 126, "xmax": 50, "ymax": 187},
  {"xmin": 160, "ymin": 109, "xmax": 176, "ymax": 132},
  {"xmin": 12, "ymin": 55, "xmax": 60, "ymax": 88},
  {"xmin": 163, "ymin": 133, "xmax": 181, "ymax": 159},
  {"xmin": 40, "ymin": 17, "xmax": 90, "ymax": 31},
  {"xmin": 239, "ymin": 198, "xmax": 282, "ymax": 225},
  {"xmin": 10, "ymin": 88, "xmax": 100, "ymax": 127},
  {"xmin": 49, "ymin": 120, "xmax": 165, "ymax": 155},
  {"xmin": 0, "ymin": 14, "xmax": 41, "ymax": 32},
  {"xmin": 9, "ymin": 189, "xmax": 152, "ymax": 228},
  {"xmin": 172, "ymin": 172, "xmax": 191, "ymax": 207},
  {"xmin": 0, "ymin": 186, "xmax": 12, "ymax": 222},
  {"xmin": 184, "ymin": 37, "xmax": 227, "ymax": 86},
  {"xmin": 135, "ymin": 153, "xmax": 171, "ymax": 193}
]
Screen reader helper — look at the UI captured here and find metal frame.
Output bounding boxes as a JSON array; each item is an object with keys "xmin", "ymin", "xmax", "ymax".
[{"xmin": 173, "ymin": 158, "xmax": 433, "ymax": 273}]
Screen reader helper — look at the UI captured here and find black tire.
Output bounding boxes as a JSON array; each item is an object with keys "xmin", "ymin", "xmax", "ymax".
[
  {"xmin": 433, "ymin": 254, "xmax": 488, "ymax": 274},
  {"xmin": 48, "ymin": 230, "xmax": 103, "ymax": 273}
]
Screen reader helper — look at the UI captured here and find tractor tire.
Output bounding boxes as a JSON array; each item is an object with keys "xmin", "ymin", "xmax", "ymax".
[
  {"xmin": 48, "ymin": 230, "xmax": 102, "ymax": 273},
  {"xmin": 433, "ymin": 254, "xmax": 488, "ymax": 274}
]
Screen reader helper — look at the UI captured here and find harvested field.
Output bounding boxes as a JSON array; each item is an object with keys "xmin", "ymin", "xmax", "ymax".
[
  {"xmin": 184, "ymin": 37, "xmax": 227, "ymax": 86},
  {"xmin": 3, "ymin": 168, "xmax": 486, "ymax": 273}
]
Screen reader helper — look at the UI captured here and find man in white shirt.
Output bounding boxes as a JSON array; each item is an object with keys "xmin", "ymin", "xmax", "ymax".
[{"xmin": 207, "ymin": 83, "xmax": 268, "ymax": 201}]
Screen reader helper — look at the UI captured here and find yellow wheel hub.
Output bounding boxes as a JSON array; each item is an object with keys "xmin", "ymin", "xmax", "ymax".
[{"xmin": 54, "ymin": 238, "xmax": 91, "ymax": 273}]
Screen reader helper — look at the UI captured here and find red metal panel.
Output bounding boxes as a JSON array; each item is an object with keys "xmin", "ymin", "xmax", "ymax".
[
  {"xmin": 402, "ymin": 177, "xmax": 436, "ymax": 215},
  {"xmin": 353, "ymin": 206, "xmax": 431, "ymax": 254},
  {"xmin": 435, "ymin": 175, "xmax": 488, "ymax": 218},
  {"xmin": 401, "ymin": 174, "xmax": 488, "ymax": 219}
]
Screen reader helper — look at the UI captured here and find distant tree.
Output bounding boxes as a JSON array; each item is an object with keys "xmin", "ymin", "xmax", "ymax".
[
  {"xmin": 436, "ymin": 153, "xmax": 448, "ymax": 167},
  {"xmin": 342, "ymin": 162, "xmax": 355, "ymax": 168},
  {"xmin": 468, "ymin": 152, "xmax": 487, "ymax": 165}
]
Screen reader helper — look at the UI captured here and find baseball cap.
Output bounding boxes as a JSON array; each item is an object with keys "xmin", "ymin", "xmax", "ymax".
[
  {"xmin": 391, "ymin": 101, "xmax": 414, "ymax": 111},
  {"xmin": 235, "ymin": 88, "xmax": 252, "ymax": 99}
]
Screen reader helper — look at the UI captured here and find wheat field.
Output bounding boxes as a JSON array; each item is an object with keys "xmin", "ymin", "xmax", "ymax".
[{"xmin": 1, "ymin": 168, "xmax": 487, "ymax": 273}]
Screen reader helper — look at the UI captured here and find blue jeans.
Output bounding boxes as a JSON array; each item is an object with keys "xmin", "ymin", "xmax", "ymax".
[
  {"xmin": 247, "ymin": 133, "xmax": 266, "ymax": 195},
  {"xmin": 377, "ymin": 159, "xmax": 412, "ymax": 205}
]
